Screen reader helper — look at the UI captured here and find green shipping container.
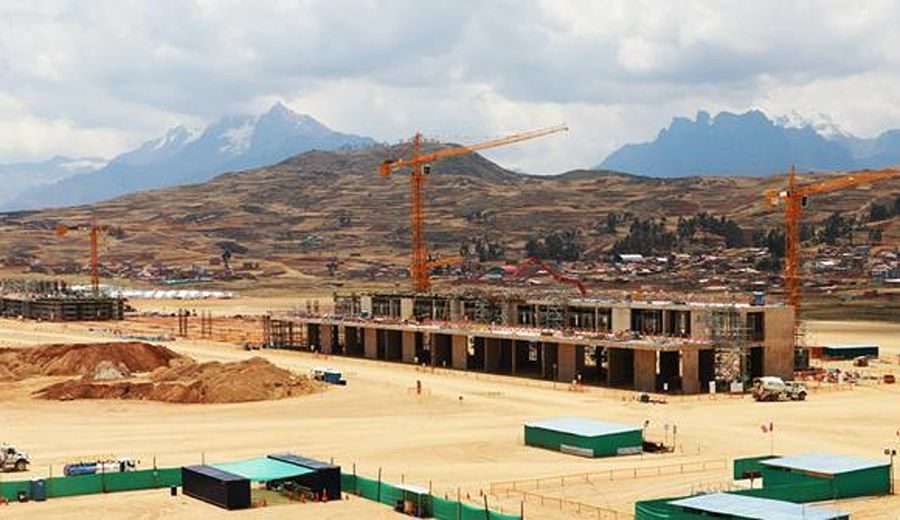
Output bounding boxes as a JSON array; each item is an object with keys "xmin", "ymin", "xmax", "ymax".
[
  {"xmin": 524, "ymin": 417, "xmax": 642, "ymax": 458},
  {"xmin": 759, "ymin": 453, "xmax": 891, "ymax": 500}
]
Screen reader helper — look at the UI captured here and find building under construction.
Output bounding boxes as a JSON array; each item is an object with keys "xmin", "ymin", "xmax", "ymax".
[
  {"xmin": 0, "ymin": 279, "xmax": 125, "ymax": 321},
  {"xmin": 267, "ymin": 291, "xmax": 794, "ymax": 394}
]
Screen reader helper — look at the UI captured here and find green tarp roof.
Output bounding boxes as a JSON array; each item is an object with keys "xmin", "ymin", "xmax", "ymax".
[{"xmin": 211, "ymin": 457, "xmax": 313, "ymax": 482}]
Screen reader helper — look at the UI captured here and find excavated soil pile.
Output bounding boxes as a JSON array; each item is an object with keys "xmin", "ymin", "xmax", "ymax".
[
  {"xmin": 36, "ymin": 357, "xmax": 321, "ymax": 404},
  {"xmin": 0, "ymin": 342, "xmax": 182, "ymax": 381}
]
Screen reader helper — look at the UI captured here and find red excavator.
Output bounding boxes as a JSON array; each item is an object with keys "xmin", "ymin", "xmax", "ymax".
[{"xmin": 512, "ymin": 257, "xmax": 587, "ymax": 296}]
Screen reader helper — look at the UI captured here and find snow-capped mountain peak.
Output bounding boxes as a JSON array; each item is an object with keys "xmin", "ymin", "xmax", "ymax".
[
  {"xmin": 775, "ymin": 110, "xmax": 852, "ymax": 140},
  {"xmin": 150, "ymin": 124, "xmax": 201, "ymax": 151},
  {"xmin": 7, "ymin": 102, "xmax": 377, "ymax": 210},
  {"xmin": 219, "ymin": 118, "xmax": 256, "ymax": 155}
]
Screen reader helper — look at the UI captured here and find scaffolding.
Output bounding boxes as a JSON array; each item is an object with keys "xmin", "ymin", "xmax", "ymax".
[{"xmin": 707, "ymin": 306, "xmax": 751, "ymax": 388}]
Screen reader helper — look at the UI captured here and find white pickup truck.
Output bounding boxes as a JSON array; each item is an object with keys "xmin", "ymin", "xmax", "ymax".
[{"xmin": 0, "ymin": 444, "xmax": 30, "ymax": 472}]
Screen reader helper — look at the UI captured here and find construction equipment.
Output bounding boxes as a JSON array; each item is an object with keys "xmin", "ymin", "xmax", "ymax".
[
  {"xmin": 56, "ymin": 216, "xmax": 106, "ymax": 296},
  {"xmin": 64, "ymin": 457, "xmax": 138, "ymax": 476},
  {"xmin": 0, "ymin": 444, "xmax": 30, "ymax": 472},
  {"xmin": 512, "ymin": 256, "xmax": 587, "ymax": 296},
  {"xmin": 309, "ymin": 367, "xmax": 347, "ymax": 386},
  {"xmin": 380, "ymin": 125, "xmax": 568, "ymax": 293},
  {"xmin": 765, "ymin": 165, "xmax": 900, "ymax": 330},
  {"xmin": 751, "ymin": 376, "xmax": 807, "ymax": 402}
]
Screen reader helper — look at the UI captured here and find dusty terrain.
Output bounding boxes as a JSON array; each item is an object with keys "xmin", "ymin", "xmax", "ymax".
[{"xmin": 0, "ymin": 303, "xmax": 898, "ymax": 518}]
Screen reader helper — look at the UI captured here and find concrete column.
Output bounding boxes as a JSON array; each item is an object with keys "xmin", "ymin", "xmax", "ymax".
[
  {"xmin": 364, "ymin": 327, "xmax": 378, "ymax": 359},
  {"xmin": 681, "ymin": 349, "xmax": 700, "ymax": 394},
  {"xmin": 634, "ymin": 349, "xmax": 657, "ymax": 392},
  {"xmin": 360, "ymin": 296, "xmax": 372, "ymax": 316},
  {"xmin": 401, "ymin": 331, "xmax": 416, "ymax": 363},
  {"xmin": 557, "ymin": 343, "xmax": 576, "ymax": 383},
  {"xmin": 612, "ymin": 307, "xmax": 631, "ymax": 333},
  {"xmin": 690, "ymin": 310, "xmax": 711, "ymax": 340},
  {"xmin": 764, "ymin": 307, "xmax": 796, "ymax": 380},
  {"xmin": 320, "ymin": 325, "xmax": 333, "ymax": 354},
  {"xmin": 400, "ymin": 298, "xmax": 414, "ymax": 320},
  {"xmin": 449, "ymin": 300, "xmax": 463, "ymax": 322},
  {"xmin": 451, "ymin": 335, "xmax": 467, "ymax": 370}
]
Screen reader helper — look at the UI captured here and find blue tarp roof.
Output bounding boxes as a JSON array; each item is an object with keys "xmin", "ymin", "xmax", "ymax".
[
  {"xmin": 670, "ymin": 493, "xmax": 847, "ymax": 520},
  {"xmin": 524, "ymin": 417, "xmax": 640, "ymax": 437},
  {"xmin": 761, "ymin": 453, "xmax": 888, "ymax": 475},
  {"xmin": 211, "ymin": 457, "xmax": 313, "ymax": 482}
]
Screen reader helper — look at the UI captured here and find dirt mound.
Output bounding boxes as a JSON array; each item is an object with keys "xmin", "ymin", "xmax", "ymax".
[
  {"xmin": 36, "ymin": 357, "xmax": 322, "ymax": 404},
  {"xmin": 0, "ymin": 342, "xmax": 181, "ymax": 380},
  {"xmin": 90, "ymin": 360, "xmax": 132, "ymax": 381}
]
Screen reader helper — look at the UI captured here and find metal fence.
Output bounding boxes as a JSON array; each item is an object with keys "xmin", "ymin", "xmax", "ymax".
[{"xmin": 490, "ymin": 459, "xmax": 728, "ymax": 495}]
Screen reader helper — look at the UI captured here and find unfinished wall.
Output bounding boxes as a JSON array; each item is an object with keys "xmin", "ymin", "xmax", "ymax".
[
  {"xmin": 451, "ymin": 335, "xmax": 467, "ymax": 370},
  {"xmin": 557, "ymin": 343, "xmax": 576, "ymax": 383},
  {"xmin": 690, "ymin": 309, "xmax": 712, "ymax": 339},
  {"xmin": 401, "ymin": 331, "xmax": 416, "ymax": 363},
  {"xmin": 320, "ymin": 325, "xmax": 333, "ymax": 354},
  {"xmin": 364, "ymin": 327, "xmax": 377, "ymax": 359},
  {"xmin": 634, "ymin": 350, "xmax": 657, "ymax": 392},
  {"xmin": 400, "ymin": 298, "xmax": 414, "ymax": 320},
  {"xmin": 681, "ymin": 350, "xmax": 699, "ymax": 394},
  {"xmin": 764, "ymin": 306, "xmax": 795, "ymax": 379},
  {"xmin": 611, "ymin": 307, "xmax": 631, "ymax": 333}
]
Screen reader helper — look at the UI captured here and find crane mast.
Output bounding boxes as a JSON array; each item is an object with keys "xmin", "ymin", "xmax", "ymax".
[
  {"xmin": 765, "ymin": 165, "xmax": 900, "ymax": 338},
  {"xmin": 382, "ymin": 124, "xmax": 568, "ymax": 293}
]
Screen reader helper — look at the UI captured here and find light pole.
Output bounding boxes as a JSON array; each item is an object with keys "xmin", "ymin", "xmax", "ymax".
[{"xmin": 885, "ymin": 448, "xmax": 896, "ymax": 495}]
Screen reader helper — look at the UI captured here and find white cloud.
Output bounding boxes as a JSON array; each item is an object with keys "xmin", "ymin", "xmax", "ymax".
[{"xmin": 0, "ymin": 0, "xmax": 899, "ymax": 169}]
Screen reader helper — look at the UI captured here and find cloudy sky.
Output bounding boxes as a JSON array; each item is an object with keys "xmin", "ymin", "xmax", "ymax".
[{"xmin": 2, "ymin": 0, "xmax": 900, "ymax": 172}]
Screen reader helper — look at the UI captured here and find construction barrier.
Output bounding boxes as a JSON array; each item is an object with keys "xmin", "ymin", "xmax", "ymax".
[
  {"xmin": 433, "ymin": 495, "xmax": 521, "ymax": 520},
  {"xmin": 0, "ymin": 467, "xmax": 181, "ymax": 501},
  {"xmin": 342, "ymin": 472, "xmax": 520, "ymax": 520},
  {"xmin": 0, "ymin": 480, "xmax": 31, "ymax": 502}
]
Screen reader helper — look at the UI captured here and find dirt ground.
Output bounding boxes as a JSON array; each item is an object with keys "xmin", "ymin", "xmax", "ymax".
[{"xmin": 1, "ymin": 305, "xmax": 899, "ymax": 519}]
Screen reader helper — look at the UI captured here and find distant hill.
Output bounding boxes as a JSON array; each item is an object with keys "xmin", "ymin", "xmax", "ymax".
[
  {"xmin": 2, "ymin": 143, "xmax": 896, "ymax": 290},
  {"xmin": 8, "ymin": 103, "xmax": 376, "ymax": 210},
  {"xmin": 0, "ymin": 156, "xmax": 106, "ymax": 209},
  {"xmin": 598, "ymin": 110, "xmax": 900, "ymax": 176}
]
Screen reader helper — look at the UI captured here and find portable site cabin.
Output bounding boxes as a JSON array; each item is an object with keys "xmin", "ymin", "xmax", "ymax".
[
  {"xmin": 815, "ymin": 344, "xmax": 879, "ymax": 360},
  {"xmin": 183, "ymin": 454, "xmax": 342, "ymax": 510},
  {"xmin": 759, "ymin": 453, "xmax": 891, "ymax": 500},
  {"xmin": 394, "ymin": 483, "xmax": 434, "ymax": 517},
  {"xmin": 182, "ymin": 465, "xmax": 251, "ymax": 510},
  {"xmin": 268, "ymin": 453, "xmax": 341, "ymax": 501},
  {"xmin": 665, "ymin": 493, "xmax": 848, "ymax": 520},
  {"xmin": 524, "ymin": 417, "xmax": 642, "ymax": 457}
]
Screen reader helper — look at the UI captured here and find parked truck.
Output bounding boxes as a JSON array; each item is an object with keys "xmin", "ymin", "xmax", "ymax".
[
  {"xmin": 752, "ymin": 376, "xmax": 807, "ymax": 402},
  {"xmin": 310, "ymin": 367, "xmax": 347, "ymax": 385},
  {"xmin": 63, "ymin": 457, "xmax": 138, "ymax": 477},
  {"xmin": 0, "ymin": 444, "xmax": 30, "ymax": 472}
]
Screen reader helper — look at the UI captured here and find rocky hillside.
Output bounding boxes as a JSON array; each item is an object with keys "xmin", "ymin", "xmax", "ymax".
[{"xmin": 0, "ymin": 143, "xmax": 896, "ymax": 288}]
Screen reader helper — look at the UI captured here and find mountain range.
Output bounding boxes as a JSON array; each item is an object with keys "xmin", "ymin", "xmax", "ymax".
[
  {"xmin": 599, "ymin": 110, "xmax": 900, "ymax": 176},
  {"xmin": 7, "ymin": 103, "xmax": 376, "ymax": 210},
  {"xmin": 0, "ymin": 156, "xmax": 107, "ymax": 209}
]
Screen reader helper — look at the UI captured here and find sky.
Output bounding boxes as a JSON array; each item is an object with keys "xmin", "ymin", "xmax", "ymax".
[{"xmin": 2, "ymin": 0, "xmax": 900, "ymax": 173}]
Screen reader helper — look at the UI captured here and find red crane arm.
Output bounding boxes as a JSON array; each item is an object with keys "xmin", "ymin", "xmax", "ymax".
[{"xmin": 514, "ymin": 256, "xmax": 587, "ymax": 296}]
